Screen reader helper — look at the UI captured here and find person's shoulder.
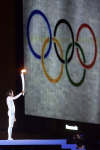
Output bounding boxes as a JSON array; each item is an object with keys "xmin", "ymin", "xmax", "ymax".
[{"xmin": 7, "ymin": 96, "xmax": 12, "ymax": 101}]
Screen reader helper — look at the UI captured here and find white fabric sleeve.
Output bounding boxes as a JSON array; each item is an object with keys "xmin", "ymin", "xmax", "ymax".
[{"xmin": 12, "ymin": 92, "xmax": 22, "ymax": 100}]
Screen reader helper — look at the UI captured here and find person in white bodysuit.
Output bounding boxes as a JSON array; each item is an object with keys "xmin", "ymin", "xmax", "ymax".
[{"xmin": 6, "ymin": 89, "xmax": 24, "ymax": 140}]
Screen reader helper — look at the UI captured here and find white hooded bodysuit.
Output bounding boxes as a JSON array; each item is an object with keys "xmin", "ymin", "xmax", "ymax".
[{"xmin": 6, "ymin": 93, "xmax": 22, "ymax": 139}]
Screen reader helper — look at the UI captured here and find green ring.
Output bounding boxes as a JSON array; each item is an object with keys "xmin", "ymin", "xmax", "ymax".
[{"xmin": 65, "ymin": 42, "xmax": 86, "ymax": 86}]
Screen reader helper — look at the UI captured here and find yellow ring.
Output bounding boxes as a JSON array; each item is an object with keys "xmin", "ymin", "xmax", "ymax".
[{"xmin": 41, "ymin": 37, "xmax": 64, "ymax": 83}]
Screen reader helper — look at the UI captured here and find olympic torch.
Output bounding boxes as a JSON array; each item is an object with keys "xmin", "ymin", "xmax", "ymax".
[{"xmin": 21, "ymin": 68, "xmax": 27, "ymax": 95}]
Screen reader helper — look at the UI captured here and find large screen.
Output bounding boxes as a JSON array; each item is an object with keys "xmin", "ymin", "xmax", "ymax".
[{"xmin": 23, "ymin": 0, "xmax": 100, "ymax": 124}]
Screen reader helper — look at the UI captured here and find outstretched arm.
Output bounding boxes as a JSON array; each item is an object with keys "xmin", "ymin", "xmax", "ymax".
[{"xmin": 12, "ymin": 92, "xmax": 23, "ymax": 100}]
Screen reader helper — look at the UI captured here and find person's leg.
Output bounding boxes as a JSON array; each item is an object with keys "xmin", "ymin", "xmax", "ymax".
[
  {"xmin": 8, "ymin": 126, "xmax": 12, "ymax": 140},
  {"xmin": 8, "ymin": 115, "xmax": 14, "ymax": 140}
]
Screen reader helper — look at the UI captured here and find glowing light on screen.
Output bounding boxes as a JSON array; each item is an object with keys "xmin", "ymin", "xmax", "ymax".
[{"xmin": 65, "ymin": 124, "xmax": 78, "ymax": 131}]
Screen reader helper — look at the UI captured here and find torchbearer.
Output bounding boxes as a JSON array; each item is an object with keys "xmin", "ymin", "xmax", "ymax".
[{"xmin": 6, "ymin": 69, "xmax": 26, "ymax": 140}]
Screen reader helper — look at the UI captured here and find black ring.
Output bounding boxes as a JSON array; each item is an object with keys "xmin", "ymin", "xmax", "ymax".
[{"xmin": 54, "ymin": 19, "xmax": 74, "ymax": 64}]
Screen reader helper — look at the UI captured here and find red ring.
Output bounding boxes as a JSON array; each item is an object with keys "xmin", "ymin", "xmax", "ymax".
[{"xmin": 76, "ymin": 24, "xmax": 97, "ymax": 69}]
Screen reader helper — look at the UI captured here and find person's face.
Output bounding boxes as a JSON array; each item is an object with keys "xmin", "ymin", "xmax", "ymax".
[
  {"xmin": 11, "ymin": 91, "xmax": 14, "ymax": 96},
  {"xmin": 9, "ymin": 91, "xmax": 14, "ymax": 97},
  {"xmin": 76, "ymin": 134, "xmax": 80, "ymax": 139}
]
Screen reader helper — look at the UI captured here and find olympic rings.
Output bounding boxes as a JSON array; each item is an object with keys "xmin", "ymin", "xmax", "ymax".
[
  {"xmin": 41, "ymin": 37, "xmax": 64, "ymax": 83},
  {"xmin": 76, "ymin": 24, "xmax": 97, "ymax": 69},
  {"xmin": 65, "ymin": 42, "xmax": 86, "ymax": 86},
  {"xmin": 54, "ymin": 19, "xmax": 74, "ymax": 64},
  {"xmin": 27, "ymin": 9, "xmax": 52, "ymax": 59},
  {"xmin": 27, "ymin": 10, "xmax": 98, "ymax": 86}
]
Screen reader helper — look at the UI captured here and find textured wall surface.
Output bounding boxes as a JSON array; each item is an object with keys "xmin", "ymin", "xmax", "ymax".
[{"xmin": 23, "ymin": 0, "xmax": 100, "ymax": 124}]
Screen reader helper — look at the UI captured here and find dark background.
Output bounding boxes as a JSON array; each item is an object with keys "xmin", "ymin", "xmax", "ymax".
[
  {"xmin": 0, "ymin": 0, "xmax": 16, "ymax": 134},
  {"xmin": 0, "ymin": 0, "xmax": 100, "ymax": 149}
]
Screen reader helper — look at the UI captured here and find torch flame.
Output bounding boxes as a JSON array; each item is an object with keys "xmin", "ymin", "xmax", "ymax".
[{"xmin": 21, "ymin": 68, "xmax": 27, "ymax": 73}]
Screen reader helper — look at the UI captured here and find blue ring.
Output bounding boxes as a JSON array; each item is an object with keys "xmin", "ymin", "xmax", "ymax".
[{"xmin": 27, "ymin": 9, "xmax": 52, "ymax": 59}]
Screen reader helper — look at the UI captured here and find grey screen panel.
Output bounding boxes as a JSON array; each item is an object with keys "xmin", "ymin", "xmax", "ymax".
[{"xmin": 23, "ymin": 0, "xmax": 100, "ymax": 124}]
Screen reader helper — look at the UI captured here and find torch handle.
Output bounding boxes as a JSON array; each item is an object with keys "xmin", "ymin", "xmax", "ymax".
[{"xmin": 21, "ymin": 72, "xmax": 25, "ymax": 95}]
